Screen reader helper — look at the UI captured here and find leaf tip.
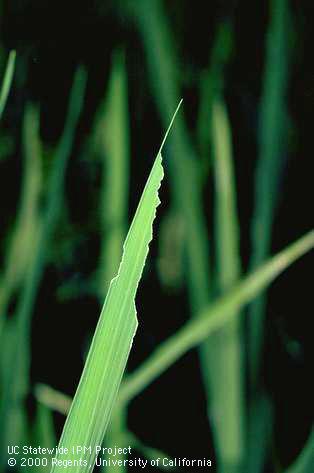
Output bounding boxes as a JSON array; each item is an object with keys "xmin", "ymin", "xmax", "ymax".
[{"xmin": 158, "ymin": 99, "xmax": 183, "ymax": 155}]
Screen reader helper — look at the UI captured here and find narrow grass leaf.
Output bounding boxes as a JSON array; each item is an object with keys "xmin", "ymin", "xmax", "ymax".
[
  {"xmin": 34, "ymin": 384, "xmax": 71, "ymax": 416},
  {"xmin": 31, "ymin": 403, "xmax": 57, "ymax": 473},
  {"xmin": 50, "ymin": 102, "xmax": 181, "ymax": 473},
  {"xmin": 196, "ymin": 21, "xmax": 233, "ymax": 170},
  {"xmin": 0, "ymin": 104, "xmax": 42, "ymax": 337},
  {"xmin": 130, "ymin": 0, "xmax": 211, "ymax": 313},
  {"xmin": 208, "ymin": 97, "xmax": 245, "ymax": 472},
  {"xmin": 97, "ymin": 50, "xmax": 130, "ymax": 295},
  {"xmin": 249, "ymin": 0, "xmax": 290, "ymax": 384},
  {"xmin": 34, "ymin": 403, "xmax": 57, "ymax": 450},
  {"xmin": 246, "ymin": 395, "xmax": 273, "ymax": 473},
  {"xmin": 0, "ymin": 50, "xmax": 16, "ymax": 120}
]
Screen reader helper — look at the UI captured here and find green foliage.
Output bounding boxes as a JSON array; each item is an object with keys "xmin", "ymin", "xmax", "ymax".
[
  {"xmin": 50, "ymin": 102, "xmax": 181, "ymax": 473},
  {"xmin": 0, "ymin": 50, "xmax": 15, "ymax": 120},
  {"xmin": 209, "ymin": 97, "xmax": 245, "ymax": 472},
  {"xmin": 0, "ymin": 3, "xmax": 312, "ymax": 472},
  {"xmin": 119, "ymin": 230, "xmax": 314, "ymax": 405},
  {"xmin": 0, "ymin": 68, "xmax": 86, "ymax": 467},
  {"xmin": 249, "ymin": 0, "xmax": 291, "ymax": 385}
]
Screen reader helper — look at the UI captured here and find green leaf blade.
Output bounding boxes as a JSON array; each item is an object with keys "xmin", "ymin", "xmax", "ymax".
[
  {"xmin": 249, "ymin": 0, "xmax": 291, "ymax": 385},
  {"xmin": 50, "ymin": 153, "xmax": 164, "ymax": 473},
  {"xmin": 209, "ymin": 97, "xmax": 245, "ymax": 472},
  {"xmin": 0, "ymin": 50, "xmax": 16, "ymax": 120}
]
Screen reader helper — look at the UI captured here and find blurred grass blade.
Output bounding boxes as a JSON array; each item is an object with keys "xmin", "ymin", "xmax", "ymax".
[
  {"xmin": 50, "ymin": 103, "xmax": 181, "ymax": 473},
  {"xmin": 285, "ymin": 429, "xmax": 314, "ymax": 473},
  {"xmin": 129, "ymin": 0, "xmax": 211, "ymax": 313},
  {"xmin": 197, "ymin": 21, "xmax": 233, "ymax": 170},
  {"xmin": 249, "ymin": 0, "xmax": 290, "ymax": 385},
  {"xmin": 0, "ymin": 104, "xmax": 42, "ymax": 462},
  {"xmin": 96, "ymin": 50, "xmax": 130, "ymax": 295},
  {"xmin": 0, "ymin": 50, "xmax": 16, "ymax": 120},
  {"xmin": 209, "ymin": 97, "xmax": 245, "ymax": 472},
  {"xmin": 34, "ymin": 403, "xmax": 56, "ymax": 450},
  {"xmin": 0, "ymin": 103, "xmax": 42, "ymax": 337},
  {"xmin": 35, "ymin": 384, "xmax": 71, "ymax": 416},
  {"xmin": 119, "ymin": 230, "xmax": 314, "ymax": 405},
  {"xmin": 31, "ymin": 403, "xmax": 57, "ymax": 473},
  {"xmin": 246, "ymin": 395, "xmax": 273, "ymax": 473},
  {"xmin": 0, "ymin": 68, "xmax": 86, "ymax": 467}
]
